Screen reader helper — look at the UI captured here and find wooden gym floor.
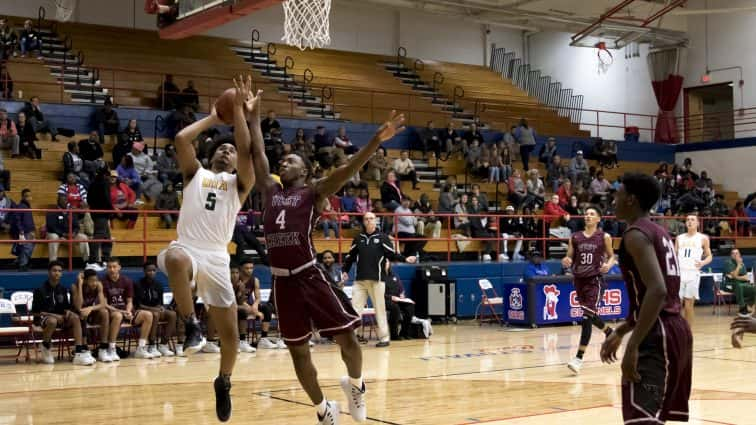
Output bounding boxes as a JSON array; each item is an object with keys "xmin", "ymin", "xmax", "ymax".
[{"xmin": 0, "ymin": 308, "xmax": 754, "ymax": 425}]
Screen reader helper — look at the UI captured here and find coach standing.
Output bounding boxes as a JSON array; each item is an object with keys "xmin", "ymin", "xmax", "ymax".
[{"xmin": 342, "ymin": 212, "xmax": 416, "ymax": 347}]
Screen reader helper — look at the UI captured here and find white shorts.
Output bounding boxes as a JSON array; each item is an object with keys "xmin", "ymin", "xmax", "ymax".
[
  {"xmin": 679, "ymin": 270, "xmax": 701, "ymax": 300},
  {"xmin": 157, "ymin": 240, "xmax": 235, "ymax": 308}
]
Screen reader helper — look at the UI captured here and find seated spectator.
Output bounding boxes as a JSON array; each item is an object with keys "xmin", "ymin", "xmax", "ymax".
[
  {"xmin": 115, "ymin": 119, "xmax": 142, "ymax": 166},
  {"xmin": 116, "ymin": 155, "xmax": 142, "ymax": 200},
  {"xmin": 380, "ymin": 170, "xmax": 404, "ymax": 211},
  {"xmin": 502, "ymin": 126, "xmax": 518, "ymax": 161},
  {"xmin": 384, "ymin": 264, "xmax": 416, "ymax": 340},
  {"xmin": 109, "ymin": 170, "xmax": 138, "ymax": 229},
  {"xmin": 507, "ymin": 169, "xmax": 528, "ymax": 209},
  {"xmin": 474, "ymin": 145, "xmax": 492, "ymax": 180},
  {"xmin": 499, "ymin": 143, "xmax": 514, "ymax": 182},
  {"xmin": 547, "ymin": 155, "xmax": 570, "ymax": 193},
  {"xmin": 355, "ymin": 187, "xmax": 372, "ymax": 215},
  {"xmin": 0, "ymin": 108, "xmax": 20, "ymax": 157},
  {"xmin": 544, "ymin": 194, "xmax": 571, "ymax": 228},
  {"xmin": 340, "ymin": 186, "xmax": 360, "ymax": 227},
  {"xmin": 31, "ymin": 263, "xmax": 95, "ymax": 365},
  {"xmin": 599, "ymin": 140, "xmax": 618, "ymax": 168},
  {"xmin": 156, "ymin": 182, "xmax": 180, "ymax": 228},
  {"xmin": 696, "ymin": 170, "xmax": 715, "ymax": 197},
  {"xmin": 63, "ymin": 142, "xmax": 90, "ymax": 187},
  {"xmin": 454, "ymin": 193, "xmax": 471, "ymax": 235},
  {"xmin": 102, "ymin": 258, "xmax": 155, "ymax": 359},
  {"xmin": 320, "ymin": 195, "xmax": 341, "ymax": 239},
  {"xmin": 0, "ymin": 185, "xmax": 12, "ymax": 232},
  {"xmin": 0, "ymin": 62, "xmax": 12, "ymax": 100},
  {"xmin": 526, "ymin": 169, "xmax": 545, "ymax": 209},
  {"xmin": 260, "ymin": 110, "xmax": 281, "ymax": 139},
  {"xmin": 158, "ymin": 74, "xmax": 180, "ymax": 110},
  {"xmin": 420, "ymin": 120, "xmax": 439, "ymax": 159},
  {"xmin": 437, "ymin": 184, "xmax": 456, "ymax": 215},
  {"xmin": 239, "ymin": 260, "xmax": 281, "ymax": 349},
  {"xmin": 18, "ymin": 20, "xmax": 42, "ymax": 59},
  {"xmin": 22, "ymin": 96, "xmax": 58, "ymax": 141},
  {"xmin": 318, "ymin": 249, "xmax": 345, "ymax": 289},
  {"xmin": 9, "ymin": 188, "xmax": 34, "ymax": 271},
  {"xmin": 15, "ymin": 111, "xmax": 40, "ymax": 159},
  {"xmin": 711, "ymin": 194, "xmax": 730, "ymax": 218},
  {"xmin": 228, "ymin": 263, "xmax": 258, "ymax": 353},
  {"xmin": 723, "ymin": 249, "xmax": 755, "ymax": 317},
  {"xmin": 523, "ymin": 250, "xmax": 550, "ymax": 281},
  {"xmin": 135, "ymin": 261, "xmax": 176, "ymax": 357},
  {"xmin": 440, "ymin": 122, "xmax": 463, "ymax": 157},
  {"xmin": 45, "ymin": 202, "xmax": 89, "ymax": 263},
  {"xmin": 466, "ymin": 139, "xmax": 481, "ymax": 170},
  {"xmin": 413, "ymin": 193, "xmax": 441, "ymax": 238},
  {"xmin": 564, "ymin": 194, "xmax": 584, "ymax": 233},
  {"xmin": 661, "ymin": 208, "xmax": 685, "ymax": 237},
  {"xmin": 521, "ymin": 205, "xmax": 540, "ymax": 252},
  {"xmin": 499, "ymin": 205, "xmax": 524, "ymax": 262},
  {"xmin": 181, "ymin": 80, "xmax": 199, "ymax": 111},
  {"xmin": 71, "ymin": 268, "xmax": 114, "ymax": 361},
  {"xmin": 78, "ymin": 131, "xmax": 105, "ymax": 176},
  {"xmin": 514, "ymin": 119, "xmax": 537, "ymax": 171},
  {"xmin": 393, "ymin": 150, "xmax": 418, "ymax": 190},
  {"xmin": 168, "ymin": 104, "xmax": 196, "ymax": 137},
  {"xmin": 0, "ymin": 18, "xmax": 17, "ymax": 60},
  {"xmin": 156, "ymin": 143, "xmax": 180, "ymax": 185},
  {"xmin": 86, "ymin": 167, "xmax": 113, "ymax": 270},
  {"xmin": 569, "ymin": 150, "xmax": 590, "ymax": 187},
  {"xmin": 334, "ymin": 126, "xmax": 358, "ymax": 155},
  {"xmin": 94, "ymin": 99, "xmax": 120, "ymax": 143},
  {"xmin": 129, "ymin": 142, "xmax": 161, "ymax": 200},
  {"xmin": 396, "ymin": 197, "xmax": 426, "ymax": 257},
  {"xmin": 732, "ymin": 201, "xmax": 749, "ymax": 237},
  {"xmin": 314, "ymin": 126, "xmax": 345, "ymax": 168},
  {"xmin": 538, "ymin": 137, "xmax": 557, "ymax": 165},
  {"xmin": 57, "ymin": 172, "xmax": 87, "ymax": 210},
  {"xmin": 470, "ymin": 184, "xmax": 489, "ymax": 211},
  {"xmin": 557, "ymin": 179, "xmax": 572, "ymax": 207},
  {"xmin": 469, "ymin": 196, "xmax": 495, "ymax": 260},
  {"xmin": 464, "ymin": 123, "xmax": 484, "ymax": 150},
  {"xmin": 589, "ymin": 171, "xmax": 612, "ymax": 203}
]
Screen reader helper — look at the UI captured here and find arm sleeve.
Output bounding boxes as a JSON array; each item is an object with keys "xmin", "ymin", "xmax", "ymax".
[{"xmin": 382, "ymin": 234, "xmax": 406, "ymax": 262}]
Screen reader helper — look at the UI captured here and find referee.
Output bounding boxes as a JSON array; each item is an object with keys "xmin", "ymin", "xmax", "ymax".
[{"xmin": 342, "ymin": 212, "xmax": 417, "ymax": 347}]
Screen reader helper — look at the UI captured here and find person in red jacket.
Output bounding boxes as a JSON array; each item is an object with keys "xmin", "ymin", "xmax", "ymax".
[
  {"xmin": 109, "ymin": 170, "xmax": 138, "ymax": 229},
  {"xmin": 557, "ymin": 180, "xmax": 572, "ymax": 208},
  {"xmin": 544, "ymin": 194, "xmax": 571, "ymax": 227}
]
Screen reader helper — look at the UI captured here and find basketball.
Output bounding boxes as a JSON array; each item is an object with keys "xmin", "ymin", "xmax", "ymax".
[{"xmin": 214, "ymin": 88, "xmax": 236, "ymax": 124}]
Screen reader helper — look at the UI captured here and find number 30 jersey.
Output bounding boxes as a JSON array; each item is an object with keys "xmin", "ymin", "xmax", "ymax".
[
  {"xmin": 177, "ymin": 167, "xmax": 241, "ymax": 250},
  {"xmin": 571, "ymin": 230, "xmax": 606, "ymax": 278},
  {"xmin": 263, "ymin": 184, "xmax": 318, "ymax": 269},
  {"xmin": 619, "ymin": 217, "xmax": 682, "ymax": 325}
]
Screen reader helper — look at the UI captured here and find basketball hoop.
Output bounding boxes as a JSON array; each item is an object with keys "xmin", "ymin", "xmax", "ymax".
[
  {"xmin": 282, "ymin": 0, "xmax": 332, "ymax": 50},
  {"xmin": 596, "ymin": 41, "xmax": 613, "ymax": 75},
  {"xmin": 52, "ymin": 0, "xmax": 76, "ymax": 22}
]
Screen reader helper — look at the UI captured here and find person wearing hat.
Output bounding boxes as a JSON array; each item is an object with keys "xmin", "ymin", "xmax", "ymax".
[
  {"xmin": 523, "ymin": 250, "xmax": 550, "ymax": 281},
  {"xmin": 569, "ymin": 150, "xmax": 589, "ymax": 187},
  {"xmin": 539, "ymin": 137, "xmax": 557, "ymax": 165}
]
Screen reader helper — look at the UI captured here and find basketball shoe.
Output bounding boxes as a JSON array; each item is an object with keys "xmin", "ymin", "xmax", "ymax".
[
  {"xmin": 317, "ymin": 401, "xmax": 340, "ymax": 425},
  {"xmin": 567, "ymin": 357, "xmax": 583, "ymax": 375},
  {"xmin": 214, "ymin": 375, "xmax": 232, "ymax": 422},
  {"xmin": 340, "ymin": 376, "xmax": 366, "ymax": 421},
  {"xmin": 183, "ymin": 316, "xmax": 206, "ymax": 354}
]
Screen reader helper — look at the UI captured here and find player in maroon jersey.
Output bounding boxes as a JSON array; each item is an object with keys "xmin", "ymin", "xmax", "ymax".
[
  {"xmin": 561, "ymin": 205, "xmax": 615, "ymax": 374},
  {"xmin": 248, "ymin": 101, "xmax": 405, "ymax": 424},
  {"xmin": 601, "ymin": 173, "xmax": 692, "ymax": 424}
]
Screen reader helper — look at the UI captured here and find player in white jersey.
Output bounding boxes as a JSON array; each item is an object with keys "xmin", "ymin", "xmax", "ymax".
[
  {"xmin": 675, "ymin": 214, "xmax": 712, "ymax": 327},
  {"xmin": 157, "ymin": 76, "xmax": 258, "ymax": 422}
]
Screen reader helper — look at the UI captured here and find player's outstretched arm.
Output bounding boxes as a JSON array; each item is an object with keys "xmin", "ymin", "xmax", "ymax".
[
  {"xmin": 232, "ymin": 75, "xmax": 256, "ymax": 201},
  {"xmin": 246, "ymin": 92, "xmax": 276, "ymax": 195},
  {"xmin": 174, "ymin": 108, "xmax": 223, "ymax": 182},
  {"xmin": 314, "ymin": 110, "xmax": 405, "ymax": 204}
]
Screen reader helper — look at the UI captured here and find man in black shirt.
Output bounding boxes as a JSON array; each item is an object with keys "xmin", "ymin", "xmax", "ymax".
[
  {"xmin": 158, "ymin": 74, "xmax": 181, "ymax": 110},
  {"xmin": 22, "ymin": 96, "xmax": 58, "ymax": 141},
  {"xmin": 384, "ymin": 264, "xmax": 416, "ymax": 341},
  {"xmin": 135, "ymin": 261, "xmax": 176, "ymax": 357},
  {"xmin": 342, "ymin": 212, "xmax": 417, "ymax": 347},
  {"xmin": 260, "ymin": 110, "xmax": 281, "ymax": 138},
  {"xmin": 94, "ymin": 100, "xmax": 120, "ymax": 143},
  {"xmin": 181, "ymin": 80, "xmax": 199, "ymax": 111},
  {"xmin": 31, "ymin": 261, "xmax": 95, "ymax": 365}
]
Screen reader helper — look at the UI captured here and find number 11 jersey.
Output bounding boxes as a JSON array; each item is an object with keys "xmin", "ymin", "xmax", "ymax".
[{"xmin": 263, "ymin": 184, "xmax": 318, "ymax": 269}]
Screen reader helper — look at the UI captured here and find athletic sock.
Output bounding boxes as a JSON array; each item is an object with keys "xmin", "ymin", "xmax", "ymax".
[
  {"xmin": 240, "ymin": 334, "xmax": 247, "ymax": 342},
  {"xmin": 261, "ymin": 331, "xmax": 268, "ymax": 338},
  {"xmin": 350, "ymin": 376, "xmax": 364, "ymax": 389},
  {"xmin": 42, "ymin": 340, "xmax": 51, "ymax": 349},
  {"xmin": 99, "ymin": 342, "xmax": 108, "ymax": 350},
  {"xmin": 315, "ymin": 399, "xmax": 327, "ymax": 417},
  {"xmin": 75, "ymin": 345, "xmax": 87, "ymax": 353},
  {"xmin": 138, "ymin": 339, "xmax": 147, "ymax": 347},
  {"xmin": 576, "ymin": 348, "xmax": 585, "ymax": 359},
  {"xmin": 109, "ymin": 342, "xmax": 116, "ymax": 350}
]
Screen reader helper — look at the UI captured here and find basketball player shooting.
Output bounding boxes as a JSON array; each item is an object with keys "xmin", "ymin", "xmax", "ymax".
[
  {"xmin": 157, "ymin": 76, "xmax": 258, "ymax": 422},
  {"xmin": 248, "ymin": 102, "xmax": 405, "ymax": 424},
  {"xmin": 600, "ymin": 173, "xmax": 693, "ymax": 424},
  {"xmin": 675, "ymin": 215, "xmax": 712, "ymax": 328},
  {"xmin": 561, "ymin": 205, "xmax": 615, "ymax": 375}
]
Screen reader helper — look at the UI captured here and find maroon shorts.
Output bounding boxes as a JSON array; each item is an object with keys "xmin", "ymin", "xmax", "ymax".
[
  {"xmin": 273, "ymin": 266, "xmax": 361, "ymax": 345},
  {"xmin": 622, "ymin": 314, "xmax": 692, "ymax": 423},
  {"xmin": 574, "ymin": 275, "xmax": 605, "ymax": 315}
]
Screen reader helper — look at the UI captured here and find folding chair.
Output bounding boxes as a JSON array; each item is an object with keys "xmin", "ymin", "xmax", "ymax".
[
  {"xmin": 477, "ymin": 279, "xmax": 504, "ymax": 325},
  {"xmin": 0, "ymin": 299, "xmax": 35, "ymax": 362},
  {"xmin": 712, "ymin": 278, "xmax": 734, "ymax": 315}
]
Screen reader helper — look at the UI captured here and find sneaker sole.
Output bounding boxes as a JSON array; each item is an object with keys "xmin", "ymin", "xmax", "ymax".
[
  {"xmin": 184, "ymin": 337, "xmax": 207, "ymax": 355},
  {"xmin": 567, "ymin": 364, "xmax": 580, "ymax": 375},
  {"xmin": 340, "ymin": 377, "xmax": 366, "ymax": 422},
  {"xmin": 214, "ymin": 379, "xmax": 232, "ymax": 422}
]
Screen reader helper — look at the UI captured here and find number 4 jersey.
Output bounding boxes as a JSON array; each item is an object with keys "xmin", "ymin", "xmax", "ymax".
[
  {"xmin": 619, "ymin": 217, "xmax": 682, "ymax": 325},
  {"xmin": 176, "ymin": 167, "xmax": 241, "ymax": 250},
  {"xmin": 263, "ymin": 184, "xmax": 318, "ymax": 270}
]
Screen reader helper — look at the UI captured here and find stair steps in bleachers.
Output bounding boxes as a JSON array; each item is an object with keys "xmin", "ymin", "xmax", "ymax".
[{"xmin": 230, "ymin": 45, "xmax": 340, "ymax": 120}]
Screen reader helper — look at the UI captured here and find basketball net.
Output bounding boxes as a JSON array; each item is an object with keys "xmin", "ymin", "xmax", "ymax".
[
  {"xmin": 53, "ymin": 0, "xmax": 76, "ymax": 22},
  {"xmin": 282, "ymin": 0, "xmax": 332, "ymax": 50}
]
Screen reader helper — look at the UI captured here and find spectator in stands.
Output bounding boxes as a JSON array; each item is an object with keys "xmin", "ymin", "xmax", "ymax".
[
  {"xmin": 260, "ymin": 110, "xmax": 281, "ymax": 138},
  {"xmin": 383, "ymin": 263, "xmax": 416, "ymax": 340},
  {"xmin": 589, "ymin": 171, "xmax": 611, "ymax": 203},
  {"xmin": 10, "ymin": 188, "xmax": 34, "ymax": 271},
  {"xmin": 500, "ymin": 205, "xmax": 524, "ymax": 262},
  {"xmin": 564, "ymin": 194, "xmax": 583, "ymax": 232},
  {"xmin": 396, "ymin": 197, "xmax": 426, "ymax": 257},
  {"xmin": 158, "ymin": 74, "xmax": 180, "ymax": 110},
  {"xmin": 314, "ymin": 126, "xmax": 344, "ymax": 167},
  {"xmin": 115, "ymin": 119, "xmax": 142, "ymax": 166},
  {"xmin": 0, "ymin": 108, "xmax": 20, "ymax": 157},
  {"xmin": 129, "ymin": 142, "xmax": 161, "ymax": 200},
  {"xmin": 661, "ymin": 208, "xmax": 685, "ymax": 237},
  {"xmin": 156, "ymin": 143, "xmax": 180, "ymax": 185},
  {"xmin": 464, "ymin": 123, "xmax": 484, "ymax": 149},
  {"xmin": 366, "ymin": 147, "xmax": 388, "ymax": 182},
  {"xmin": 420, "ymin": 120, "xmax": 439, "ymax": 160},
  {"xmin": 499, "ymin": 143, "xmax": 513, "ymax": 182},
  {"xmin": 340, "ymin": 186, "xmax": 360, "ymax": 228},
  {"xmin": 0, "ymin": 18, "xmax": 17, "ymax": 60},
  {"xmin": 711, "ymin": 194, "xmax": 730, "ymax": 218},
  {"xmin": 168, "ymin": 104, "xmax": 196, "ymax": 138},
  {"xmin": 393, "ymin": 150, "xmax": 418, "ymax": 190},
  {"xmin": 569, "ymin": 150, "xmax": 589, "ymax": 187},
  {"xmin": 355, "ymin": 187, "xmax": 372, "ymax": 216},
  {"xmin": 229, "ymin": 263, "xmax": 258, "ymax": 353},
  {"xmin": 732, "ymin": 201, "xmax": 749, "ymax": 237},
  {"xmin": 412, "ymin": 193, "xmax": 441, "ymax": 239},
  {"xmin": 57, "ymin": 172, "xmax": 87, "ymax": 210},
  {"xmin": 320, "ymin": 195, "xmax": 341, "ymax": 239},
  {"xmin": 155, "ymin": 182, "xmax": 180, "ymax": 228},
  {"xmin": 521, "ymin": 205, "xmax": 540, "ymax": 252},
  {"xmin": 22, "ymin": 96, "xmax": 58, "ymax": 141},
  {"xmin": 538, "ymin": 137, "xmax": 557, "ymax": 165},
  {"xmin": 319, "ymin": 249, "xmax": 345, "ymax": 289},
  {"xmin": 696, "ymin": 170, "xmax": 714, "ymax": 196},
  {"xmin": 63, "ymin": 142, "xmax": 90, "ymax": 187},
  {"xmin": 466, "ymin": 139, "xmax": 481, "ymax": 170},
  {"xmin": 94, "ymin": 99, "xmax": 120, "ymax": 143},
  {"xmin": 557, "ymin": 179, "xmax": 572, "ymax": 207},
  {"xmin": 723, "ymin": 249, "xmax": 755, "ymax": 317},
  {"xmin": 109, "ymin": 170, "xmax": 138, "ymax": 229},
  {"xmin": 438, "ymin": 184, "xmax": 455, "ymax": 215},
  {"xmin": 514, "ymin": 119, "xmax": 536, "ymax": 171},
  {"xmin": 544, "ymin": 194, "xmax": 571, "ymax": 228},
  {"xmin": 116, "ymin": 155, "xmax": 142, "ymax": 200},
  {"xmin": 135, "ymin": 261, "xmax": 176, "ymax": 357},
  {"xmin": 85, "ymin": 167, "xmax": 112, "ymax": 271},
  {"xmin": 334, "ymin": 126, "xmax": 358, "ymax": 155},
  {"xmin": 523, "ymin": 250, "xmax": 549, "ymax": 281},
  {"xmin": 507, "ymin": 169, "xmax": 527, "ymax": 209},
  {"xmin": 440, "ymin": 122, "xmax": 463, "ymax": 157},
  {"xmin": 18, "ymin": 20, "xmax": 42, "ymax": 59},
  {"xmin": 78, "ymin": 131, "xmax": 105, "ymax": 172},
  {"xmin": 526, "ymin": 169, "xmax": 545, "ymax": 209},
  {"xmin": 380, "ymin": 169, "xmax": 404, "ymax": 211},
  {"xmin": 600, "ymin": 140, "xmax": 618, "ymax": 168},
  {"xmin": 0, "ymin": 62, "xmax": 12, "ymax": 100},
  {"xmin": 469, "ymin": 196, "xmax": 495, "ymax": 261},
  {"xmin": 102, "ymin": 258, "xmax": 155, "ymax": 359},
  {"xmin": 14, "ymin": 111, "xmax": 40, "ymax": 159},
  {"xmin": 502, "ymin": 126, "xmax": 518, "ymax": 160},
  {"xmin": 0, "ymin": 185, "xmax": 12, "ymax": 232},
  {"xmin": 32, "ymin": 263, "xmax": 96, "ymax": 365},
  {"xmin": 470, "ymin": 184, "xmax": 489, "ymax": 212},
  {"xmin": 181, "ymin": 80, "xmax": 199, "ymax": 111},
  {"xmin": 239, "ymin": 260, "xmax": 280, "ymax": 349},
  {"xmin": 454, "ymin": 193, "xmax": 471, "ymax": 235},
  {"xmin": 45, "ymin": 202, "xmax": 89, "ymax": 263},
  {"xmin": 547, "ymin": 155, "xmax": 568, "ymax": 193}
]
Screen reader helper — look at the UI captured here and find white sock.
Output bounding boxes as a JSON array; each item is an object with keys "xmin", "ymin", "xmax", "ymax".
[
  {"xmin": 350, "ymin": 376, "xmax": 363, "ymax": 389},
  {"xmin": 315, "ymin": 399, "xmax": 327, "ymax": 416},
  {"xmin": 108, "ymin": 342, "xmax": 116, "ymax": 350},
  {"xmin": 138, "ymin": 339, "xmax": 147, "ymax": 348}
]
